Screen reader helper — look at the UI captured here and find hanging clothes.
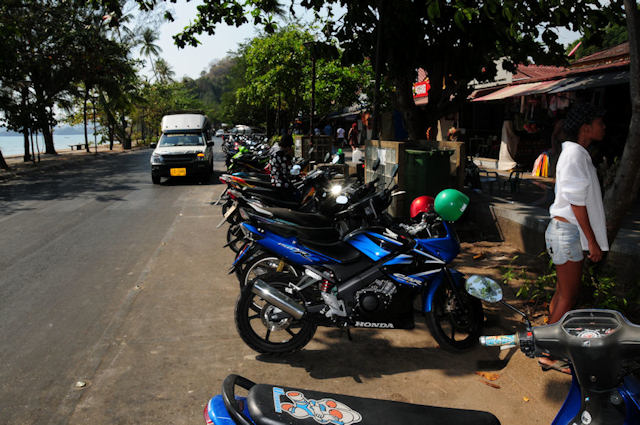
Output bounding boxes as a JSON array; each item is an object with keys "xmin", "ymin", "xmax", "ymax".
[{"xmin": 498, "ymin": 120, "xmax": 519, "ymax": 170}]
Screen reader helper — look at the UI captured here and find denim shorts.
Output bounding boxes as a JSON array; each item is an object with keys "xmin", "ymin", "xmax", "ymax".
[{"xmin": 545, "ymin": 219, "xmax": 584, "ymax": 265}]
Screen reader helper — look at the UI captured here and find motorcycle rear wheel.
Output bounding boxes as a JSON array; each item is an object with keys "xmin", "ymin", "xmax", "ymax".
[
  {"xmin": 425, "ymin": 284, "xmax": 483, "ymax": 351},
  {"xmin": 236, "ymin": 253, "xmax": 299, "ymax": 288},
  {"xmin": 235, "ymin": 273, "xmax": 316, "ymax": 354}
]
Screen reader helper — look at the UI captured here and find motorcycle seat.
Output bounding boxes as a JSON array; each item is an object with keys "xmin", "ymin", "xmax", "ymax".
[
  {"xmin": 247, "ymin": 383, "xmax": 501, "ymax": 425},
  {"xmin": 243, "ymin": 187, "xmax": 301, "ymax": 209},
  {"xmin": 266, "ymin": 207, "xmax": 333, "ymax": 228}
]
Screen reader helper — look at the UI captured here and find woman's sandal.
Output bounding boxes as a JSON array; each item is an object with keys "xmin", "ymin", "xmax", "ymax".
[{"xmin": 538, "ymin": 359, "xmax": 571, "ymax": 375}]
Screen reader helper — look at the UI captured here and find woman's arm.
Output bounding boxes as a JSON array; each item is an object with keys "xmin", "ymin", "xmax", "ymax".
[{"xmin": 570, "ymin": 204, "xmax": 602, "ymax": 262}]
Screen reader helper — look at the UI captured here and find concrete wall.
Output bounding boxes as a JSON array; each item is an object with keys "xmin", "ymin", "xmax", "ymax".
[{"xmin": 365, "ymin": 139, "xmax": 406, "ymax": 217}]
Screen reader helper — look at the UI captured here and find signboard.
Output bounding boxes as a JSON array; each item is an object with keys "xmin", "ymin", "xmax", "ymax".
[{"xmin": 413, "ymin": 79, "xmax": 430, "ymax": 98}]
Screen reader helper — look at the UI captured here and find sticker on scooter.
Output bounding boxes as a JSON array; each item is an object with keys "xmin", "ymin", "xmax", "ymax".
[{"xmin": 273, "ymin": 387, "xmax": 362, "ymax": 425}]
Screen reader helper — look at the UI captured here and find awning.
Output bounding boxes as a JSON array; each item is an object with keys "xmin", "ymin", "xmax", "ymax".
[
  {"xmin": 472, "ymin": 82, "xmax": 545, "ymax": 102},
  {"xmin": 548, "ymin": 71, "xmax": 629, "ymax": 93}
]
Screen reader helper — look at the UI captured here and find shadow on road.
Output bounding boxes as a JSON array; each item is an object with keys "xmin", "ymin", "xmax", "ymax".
[{"xmin": 0, "ymin": 154, "xmax": 143, "ymax": 216}]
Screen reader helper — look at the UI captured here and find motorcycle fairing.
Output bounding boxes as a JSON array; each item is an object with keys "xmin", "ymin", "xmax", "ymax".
[
  {"xmin": 414, "ymin": 222, "xmax": 460, "ymax": 264},
  {"xmin": 551, "ymin": 372, "xmax": 582, "ymax": 425},
  {"xmin": 206, "ymin": 395, "xmax": 249, "ymax": 425},
  {"xmin": 346, "ymin": 231, "xmax": 402, "ymax": 261},
  {"xmin": 242, "ymin": 223, "xmax": 341, "ymax": 265},
  {"xmin": 620, "ymin": 376, "xmax": 640, "ymax": 423},
  {"xmin": 421, "ymin": 269, "xmax": 465, "ymax": 313}
]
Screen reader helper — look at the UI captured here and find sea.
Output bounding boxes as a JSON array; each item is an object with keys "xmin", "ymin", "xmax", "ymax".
[{"xmin": 0, "ymin": 134, "xmax": 95, "ymax": 157}]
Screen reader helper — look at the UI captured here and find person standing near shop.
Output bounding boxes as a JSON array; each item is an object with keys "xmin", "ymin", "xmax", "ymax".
[
  {"xmin": 540, "ymin": 102, "xmax": 608, "ymax": 372},
  {"xmin": 347, "ymin": 122, "xmax": 359, "ymax": 150}
]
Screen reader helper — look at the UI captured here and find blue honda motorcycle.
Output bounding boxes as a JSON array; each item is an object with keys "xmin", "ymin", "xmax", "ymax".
[
  {"xmin": 232, "ymin": 187, "xmax": 483, "ymax": 354},
  {"xmin": 206, "ymin": 277, "xmax": 640, "ymax": 425}
]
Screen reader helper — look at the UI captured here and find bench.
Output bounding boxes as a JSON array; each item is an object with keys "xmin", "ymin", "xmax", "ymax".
[
  {"xmin": 69, "ymin": 144, "xmax": 85, "ymax": 151},
  {"xmin": 478, "ymin": 170, "xmax": 499, "ymax": 194}
]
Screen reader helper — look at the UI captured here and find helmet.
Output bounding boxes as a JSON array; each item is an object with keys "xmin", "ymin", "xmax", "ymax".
[
  {"xmin": 409, "ymin": 195, "xmax": 435, "ymax": 218},
  {"xmin": 434, "ymin": 189, "xmax": 469, "ymax": 221}
]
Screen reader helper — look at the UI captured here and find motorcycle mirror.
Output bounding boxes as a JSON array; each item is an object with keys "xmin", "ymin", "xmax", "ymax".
[
  {"xmin": 324, "ymin": 152, "xmax": 331, "ymax": 163},
  {"xmin": 308, "ymin": 147, "xmax": 315, "ymax": 155},
  {"xmin": 372, "ymin": 158, "xmax": 380, "ymax": 171},
  {"xmin": 465, "ymin": 275, "xmax": 503, "ymax": 303},
  {"xmin": 390, "ymin": 164, "xmax": 399, "ymax": 178},
  {"xmin": 291, "ymin": 165, "xmax": 301, "ymax": 176},
  {"xmin": 336, "ymin": 195, "xmax": 348, "ymax": 205},
  {"xmin": 331, "ymin": 154, "xmax": 340, "ymax": 164}
]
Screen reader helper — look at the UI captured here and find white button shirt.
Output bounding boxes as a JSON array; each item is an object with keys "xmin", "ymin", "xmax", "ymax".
[{"xmin": 549, "ymin": 141, "xmax": 609, "ymax": 251}]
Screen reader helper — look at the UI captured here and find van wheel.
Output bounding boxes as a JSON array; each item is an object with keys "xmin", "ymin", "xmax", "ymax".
[{"xmin": 152, "ymin": 174, "xmax": 161, "ymax": 184}]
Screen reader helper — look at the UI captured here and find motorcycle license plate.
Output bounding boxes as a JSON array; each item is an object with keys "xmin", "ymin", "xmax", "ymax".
[
  {"xmin": 170, "ymin": 168, "xmax": 186, "ymax": 177},
  {"xmin": 217, "ymin": 204, "xmax": 237, "ymax": 228}
]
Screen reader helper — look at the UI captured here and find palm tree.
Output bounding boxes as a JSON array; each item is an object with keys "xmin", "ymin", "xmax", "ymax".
[
  {"xmin": 139, "ymin": 28, "xmax": 162, "ymax": 81},
  {"xmin": 154, "ymin": 58, "xmax": 175, "ymax": 84}
]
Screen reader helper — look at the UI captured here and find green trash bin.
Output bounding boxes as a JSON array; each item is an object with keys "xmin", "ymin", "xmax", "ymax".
[{"xmin": 404, "ymin": 149, "xmax": 454, "ymax": 210}]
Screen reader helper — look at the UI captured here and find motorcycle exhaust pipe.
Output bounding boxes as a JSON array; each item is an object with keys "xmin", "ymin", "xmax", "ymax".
[{"xmin": 251, "ymin": 279, "xmax": 305, "ymax": 320}]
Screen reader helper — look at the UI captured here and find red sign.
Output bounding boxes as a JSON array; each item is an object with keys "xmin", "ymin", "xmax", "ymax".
[{"xmin": 413, "ymin": 79, "xmax": 430, "ymax": 98}]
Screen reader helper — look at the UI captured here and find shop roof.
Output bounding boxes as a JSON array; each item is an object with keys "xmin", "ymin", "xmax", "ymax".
[
  {"xmin": 513, "ymin": 65, "xmax": 567, "ymax": 82},
  {"xmin": 548, "ymin": 70, "xmax": 629, "ymax": 93},
  {"xmin": 472, "ymin": 81, "xmax": 564, "ymax": 102},
  {"xmin": 571, "ymin": 42, "xmax": 630, "ymax": 69}
]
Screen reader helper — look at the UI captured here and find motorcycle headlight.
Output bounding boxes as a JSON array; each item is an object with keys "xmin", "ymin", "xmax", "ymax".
[
  {"xmin": 330, "ymin": 184, "xmax": 342, "ymax": 196},
  {"xmin": 150, "ymin": 153, "xmax": 163, "ymax": 165}
]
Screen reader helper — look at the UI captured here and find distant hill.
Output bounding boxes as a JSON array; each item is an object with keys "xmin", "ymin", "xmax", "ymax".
[{"xmin": 0, "ymin": 125, "xmax": 94, "ymax": 136}]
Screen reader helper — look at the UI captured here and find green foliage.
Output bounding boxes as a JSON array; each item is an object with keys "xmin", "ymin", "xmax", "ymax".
[
  {"xmin": 566, "ymin": 15, "xmax": 631, "ymax": 60},
  {"xmin": 506, "ymin": 252, "xmax": 640, "ymax": 317},
  {"xmin": 513, "ymin": 255, "xmax": 555, "ymax": 304}
]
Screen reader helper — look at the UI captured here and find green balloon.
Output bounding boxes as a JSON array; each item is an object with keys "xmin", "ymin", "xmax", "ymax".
[{"xmin": 434, "ymin": 189, "xmax": 469, "ymax": 221}]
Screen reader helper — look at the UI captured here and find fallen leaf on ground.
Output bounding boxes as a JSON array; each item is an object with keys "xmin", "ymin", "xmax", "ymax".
[
  {"xmin": 475, "ymin": 371, "xmax": 500, "ymax": 381},
  {"xmin": 481, "ymin": 381, "xmax": 501, "ymax": 389},
  {"xmin": 523, "ymin": 397, "xmax": 530, "ymax": 402},
  {"xmin": 473, "ymin": 253, "xmax": 484, "ymax": 260}
]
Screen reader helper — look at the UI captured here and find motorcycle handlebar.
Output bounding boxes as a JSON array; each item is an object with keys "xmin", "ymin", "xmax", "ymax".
[{"xmin": 479, "ymin": 334, "xmax": 518, "ymax": 347}]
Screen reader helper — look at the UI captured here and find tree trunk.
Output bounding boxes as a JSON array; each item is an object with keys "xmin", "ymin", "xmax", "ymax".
[
  {"xmin": 23, "ymin": 129, "xmax": 31, "ymax": 162},
  {"xmin": 84, "ymin": 90, "xmax": 90, "ymax": 152},
  {"xmin": 41, "ymin": 122, "xmax": 56, "ymax": 154},
  {"xmin": 603, "ymin": 0, "xmax": 640, "ymax": 244},
  {"xmin": 394, "ymin": 73, "xmax": 426, "ymax": 140},
  {"xmin": 122, "ymin": 114, "xmax": 131, "ymax": 149},
  {"xmin": 0, "ymin": 150, "xmax": 9, "ymax": 170}
]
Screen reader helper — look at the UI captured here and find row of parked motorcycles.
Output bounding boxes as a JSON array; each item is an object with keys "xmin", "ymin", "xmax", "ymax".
[
  {"xmin": 221, "ymin": 133, "xmax": 272, "ymax": 173},
  {"xmin": 203, "ymin": 152, "xmax": 640, "ymax": 425}
]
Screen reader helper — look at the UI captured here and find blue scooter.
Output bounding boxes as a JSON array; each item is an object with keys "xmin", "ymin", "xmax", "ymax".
[{"xmin": 205, "ymin": 276, "xmax": 640, "ymax": 425}]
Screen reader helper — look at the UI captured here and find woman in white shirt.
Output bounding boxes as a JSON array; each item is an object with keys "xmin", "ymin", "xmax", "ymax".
[{"xmin": 540, "ymin": 103, "xmax": 608, "ymax": 372}]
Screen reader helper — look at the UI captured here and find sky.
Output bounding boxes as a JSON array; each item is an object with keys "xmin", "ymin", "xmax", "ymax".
[
  {"xmin": 152, "ymin": 1, "xmax": 258, "ymax": 80},
  {"xmin": 147, "ymin": 1, "xmax": 581, "ymax": 81}
]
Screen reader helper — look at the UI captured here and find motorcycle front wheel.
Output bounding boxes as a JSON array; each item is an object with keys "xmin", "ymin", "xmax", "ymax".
[
  {"xmin": 235, "ymin": 272, "xmax": 316, "ymax": 354},
  {"xmin": 425, "ymin": 283, "xmax": 483, "ymax": 351}
]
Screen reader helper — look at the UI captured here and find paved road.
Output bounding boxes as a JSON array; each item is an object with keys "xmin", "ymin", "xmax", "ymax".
[{"xmin": 0, "ymin": 143, "xmax": 569, "ymax": 425}]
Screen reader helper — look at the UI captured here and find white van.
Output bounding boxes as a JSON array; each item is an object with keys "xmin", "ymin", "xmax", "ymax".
[{"xmin": 150, "ymin": 113, "xmax": 214, "ymax": 184}]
